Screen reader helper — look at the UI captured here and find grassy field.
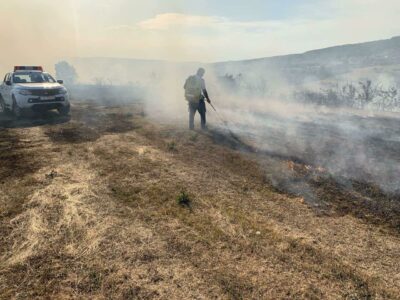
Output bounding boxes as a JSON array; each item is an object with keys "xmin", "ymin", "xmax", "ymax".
[{"xmin": 0, "ymin": 101, "xmax": 399, "ymax": 299}]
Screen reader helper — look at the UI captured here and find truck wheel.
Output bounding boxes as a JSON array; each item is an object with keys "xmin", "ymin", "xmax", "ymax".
[
  {"xmin": 12, "ymin": 97, "xmax": 23, "ymax": 119},
  {"xmin": 58, "ymin": 105, "xmax": 70, "ymax": 116},
  {"xmin": 0, "ymin": 96, "xmax": 5, "ymax": 113},
  {"xmin": 0, "ymin": 96, "xmax": 10, "ymax": 114}
]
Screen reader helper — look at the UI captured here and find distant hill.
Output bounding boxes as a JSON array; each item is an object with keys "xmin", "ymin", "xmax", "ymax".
[
  {"xmin": 213, "ymin": 36, "xmax": 400, "ymax": 85},
  {"xmin": 66, "ymin": 36, "xmax": 400, "ymax": 85}
]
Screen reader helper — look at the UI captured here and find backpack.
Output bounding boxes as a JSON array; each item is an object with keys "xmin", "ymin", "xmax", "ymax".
[{"xmin": 184, "ymin": 75, "xmax": 202, "ymax": 102}]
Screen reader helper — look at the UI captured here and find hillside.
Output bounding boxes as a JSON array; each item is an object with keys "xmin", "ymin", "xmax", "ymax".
[
  {"xmin": 213, "ymin": 36, "xmax": 400, "ymax": 84},
  {"xmin": 67, "ymin": 36, "xmax": 400, "ymax": 85}
]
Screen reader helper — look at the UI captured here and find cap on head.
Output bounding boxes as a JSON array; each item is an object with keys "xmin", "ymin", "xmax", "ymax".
[{"xmin": 197, "ymin": 67, "xmax": 205, "ymax": 77}]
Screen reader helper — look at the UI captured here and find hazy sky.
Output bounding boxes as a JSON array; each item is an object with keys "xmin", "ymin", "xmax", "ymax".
[{"xmin": 0, "ymin": 0, "xmax": 399, "ymax": 74}]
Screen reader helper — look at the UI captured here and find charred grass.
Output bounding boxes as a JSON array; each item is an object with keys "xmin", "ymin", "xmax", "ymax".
[
  {"xmin": 274, "ymin": 160, "xmax": 400, "ymax": 233},
  {"xmin": 87, "ymin": 116, "xmax": 398, "ymax": 299},
  {"xmin": 0, "ymin": 130, "xmax": 41, "ymax": 179},
  {"xmin": 45, "ymin": 104, "xmax": 142, "ymax": 144},
  {"xmin": 1, "ymin": 102, "xmax": 399, "ymax": 299}
]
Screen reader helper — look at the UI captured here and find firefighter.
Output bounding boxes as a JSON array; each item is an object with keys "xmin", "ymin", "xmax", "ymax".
[{"xmin": 184, "ymin": 68, "xmax": 211, "ymax": 130}]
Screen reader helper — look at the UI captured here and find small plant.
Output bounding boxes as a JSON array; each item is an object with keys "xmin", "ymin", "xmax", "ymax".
[
  {"xmin": 177, "ymin": 191, "xmax": 191, "ymax": 209},
  {"xmin": 167, "ymin": 141, "xmax": 177, "ymax": 152},
  {"xmin": 125, "ymin": 112, "xmax": 133, "ymax": 118},
  {"xmin": 189, "ymin": 133, "xmax": 198, "ymax": 142}
]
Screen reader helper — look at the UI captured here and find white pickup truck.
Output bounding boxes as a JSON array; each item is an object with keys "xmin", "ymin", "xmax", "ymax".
[{"xmin": 0, "ymin": 66, "xmax": 70, "ymax": 117}]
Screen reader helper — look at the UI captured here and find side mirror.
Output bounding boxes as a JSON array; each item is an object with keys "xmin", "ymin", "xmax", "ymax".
[
  {"xmin": 5, "ymin": 80, "xmax": 11, "ymax": 86},
  {"xmin": 57, "ymin": 80, "xmax": 64, "ymax": 84}
]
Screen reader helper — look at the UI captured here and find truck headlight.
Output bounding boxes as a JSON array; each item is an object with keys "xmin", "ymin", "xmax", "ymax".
[
  {"xmin": 18, "ymin": 90, "xmax": 32, "ymax": 95},
  {"xmin": 58, "ymin": 88, "xmax": 68, "ymax": 95}
]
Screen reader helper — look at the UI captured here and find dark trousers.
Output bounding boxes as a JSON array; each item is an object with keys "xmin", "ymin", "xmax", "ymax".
[{"xmin": 189, "ymin": 99, "xmax": 206, "ymax": 130}]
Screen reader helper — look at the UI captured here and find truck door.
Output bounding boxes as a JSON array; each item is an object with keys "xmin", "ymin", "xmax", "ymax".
[
  {"xmin": 1, "ymin": 73, "xmax": 12, "ymax": 106},
  {"xmin": 0, "ymin": 74, "xmax": 6, "ymax": 97}
]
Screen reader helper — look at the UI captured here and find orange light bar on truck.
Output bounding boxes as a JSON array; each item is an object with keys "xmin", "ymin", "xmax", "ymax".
[{"xmin": 14, "ymin": 66, "xmax": 43, "ymax": 72}]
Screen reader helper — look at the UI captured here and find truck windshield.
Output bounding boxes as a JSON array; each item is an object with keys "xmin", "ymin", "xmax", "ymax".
[{"xmin": 12, "ymin": 72, "xmax": 56, "ymax": 84}]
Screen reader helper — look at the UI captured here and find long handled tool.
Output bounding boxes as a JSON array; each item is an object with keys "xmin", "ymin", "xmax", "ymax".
[
  {"xmin": 208, "ymin": 102, "xmax": 228, "ymax": 123},
  {"xmin": 207, "ymin": 101, "xmax": 240, "ymax": 141}
]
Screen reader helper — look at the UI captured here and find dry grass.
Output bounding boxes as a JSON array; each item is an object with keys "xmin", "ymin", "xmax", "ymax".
[{"xmin": 0, "ymin": 101, "xmax": 399, "ymax": 299}]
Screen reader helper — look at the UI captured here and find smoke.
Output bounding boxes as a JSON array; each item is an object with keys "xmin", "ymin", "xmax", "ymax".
[
  {"xmin": 132, "ymin": 61, "xmax": 400, "ymax": 196},
  {"xmin": 0, "ymin": 1, "xmax": 79, "ymax": 76},
  {"xmin": 60, "ymin": 33, "xmax": 400, "ymax": 197}
]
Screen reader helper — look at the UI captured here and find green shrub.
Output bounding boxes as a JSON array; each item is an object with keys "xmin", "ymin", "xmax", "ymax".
[
  {"xmin": 177, "ymin": 191, "xmax": 191, "ymax": 208},
  {"xmin": 167, "ymin": 141, "xmax": 177, "ymax": 151},
  {"xmin": 189, "ymin": 133, "xmax": 198, "ymax": 142}
]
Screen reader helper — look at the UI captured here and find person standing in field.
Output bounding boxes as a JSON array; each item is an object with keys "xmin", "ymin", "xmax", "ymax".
[{"xmin": 184, "ymin": 68, "xmax": 211, "ymax": 130}]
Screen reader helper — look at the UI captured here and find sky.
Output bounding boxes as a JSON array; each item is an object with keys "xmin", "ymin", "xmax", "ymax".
[{"xmin": 0, "ymin": 0, "xmax": 400, "ymax": 74}]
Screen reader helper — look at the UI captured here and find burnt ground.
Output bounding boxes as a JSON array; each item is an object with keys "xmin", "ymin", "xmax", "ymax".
[
  {"xmin": 234, "ymin": 109, "xmax": 400, "ymax": 194},
  {"xmin": 0, "ymin": 100, "xmax": 399, "ymax": 299}
]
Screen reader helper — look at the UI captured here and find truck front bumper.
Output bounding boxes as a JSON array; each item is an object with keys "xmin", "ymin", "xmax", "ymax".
[{"xmin": 15, "ymin": 94, "xmax": 70, "ymax": 110}]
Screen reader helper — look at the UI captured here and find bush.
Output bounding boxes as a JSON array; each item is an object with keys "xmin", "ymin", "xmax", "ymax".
[
  {"xmin": 167, "ymin": 141, "xmax": 177, "ymax": 152},
  {"xmin": 294, "ymin": 80, "xmax": 400, "ymax": 111},
  {"xmin": 177, "ymin": 191, "xmax": 191, "ymax": 208}
]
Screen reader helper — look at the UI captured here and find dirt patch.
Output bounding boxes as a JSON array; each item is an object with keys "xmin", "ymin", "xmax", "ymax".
[
  {"xmin": 0, "ymin": 110, "xmax": 71, "ymax": 129},
  {"xmin": 0, "ymin": 130, "xmax": 41, "ymax": 179},
  {"xmin": 102, "ymin": 112, "xmax": 139, "ymax": 133},
  {"xmin": 44, "ymin": 106, "xmax": 141, "ymax": 144},
  {"xmin": 45, "ymin": 124, "xmax": 101, "ymax": 144}
]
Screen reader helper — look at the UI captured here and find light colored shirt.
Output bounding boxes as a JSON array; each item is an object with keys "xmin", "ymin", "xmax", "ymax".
[{"xmin": 196, "ymin": 75, "xmax": 206, "ymax": 90}]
